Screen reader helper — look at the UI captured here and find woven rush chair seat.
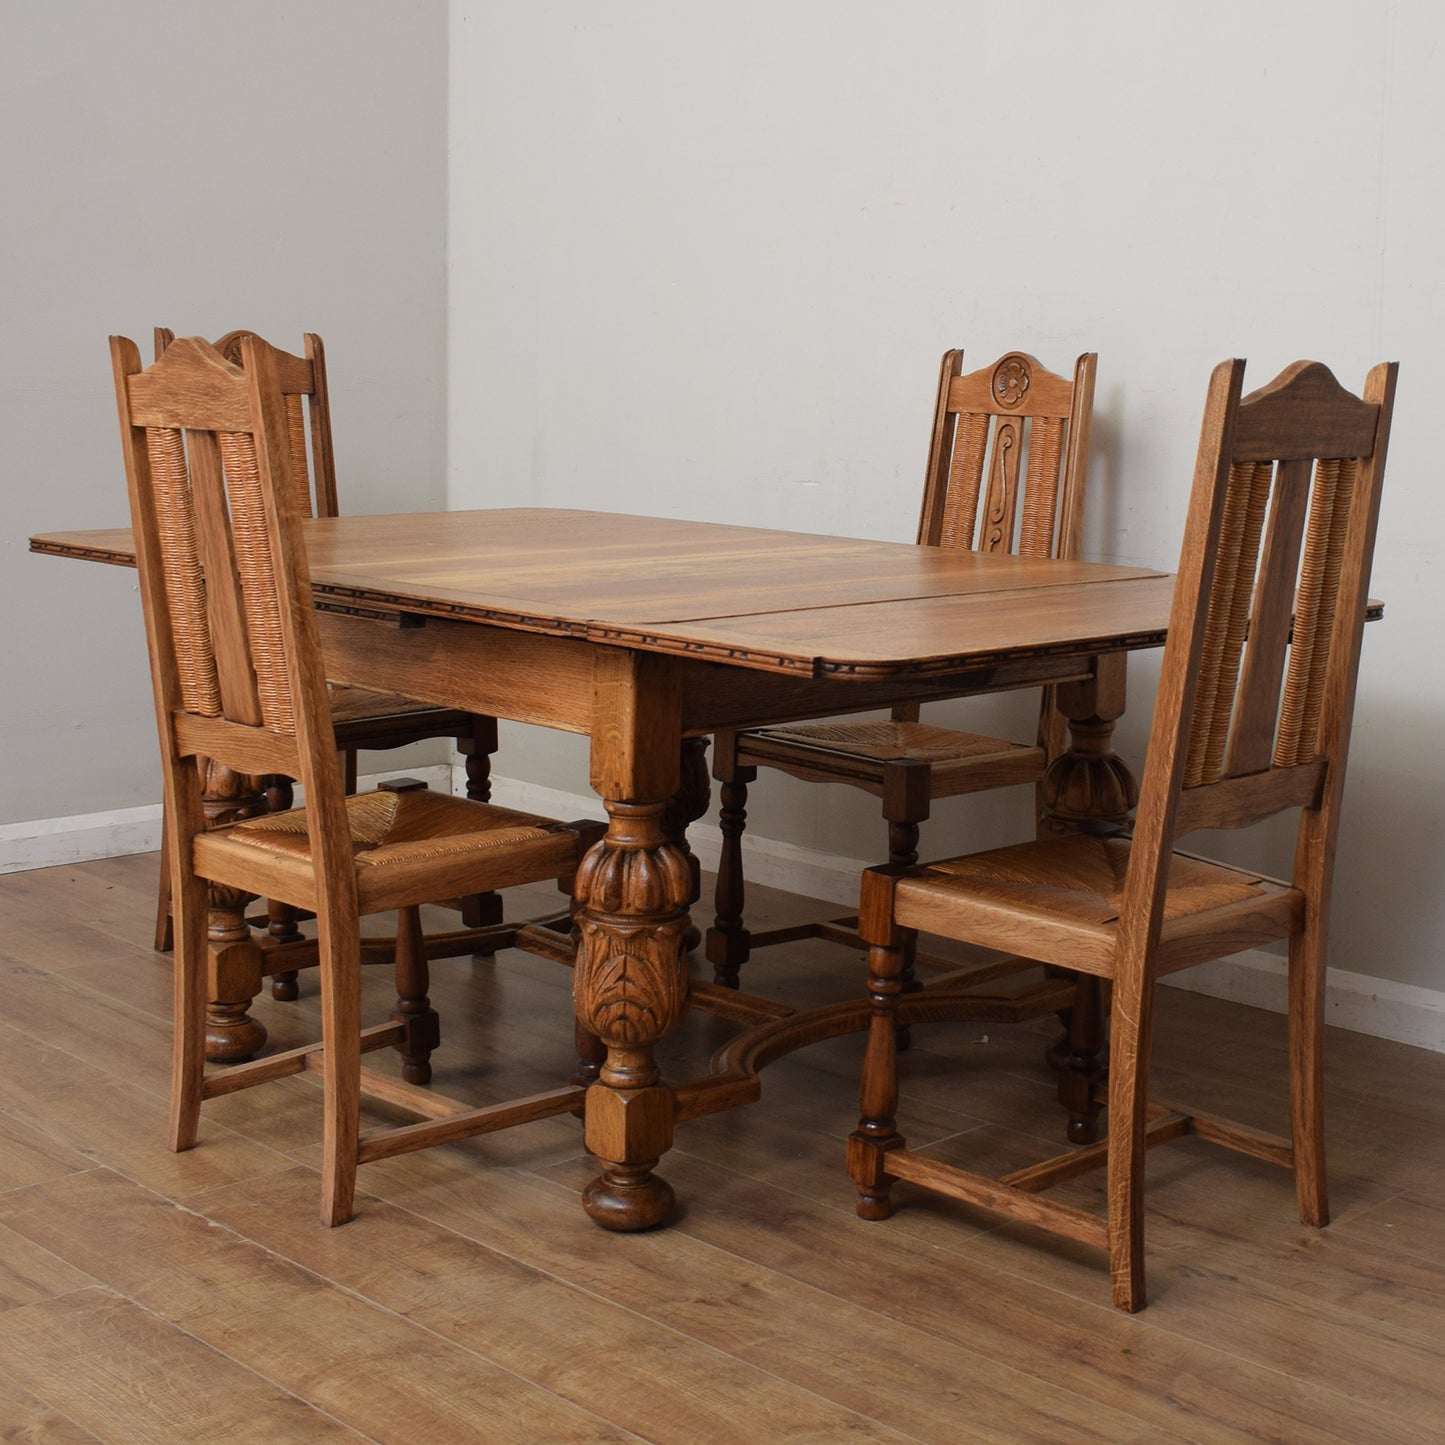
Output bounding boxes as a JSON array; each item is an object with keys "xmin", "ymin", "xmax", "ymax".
[
  {"xmin": 850, "ymin": 356, "xmax": 1397, "ymax": 1312},
  {"xmin": 708, "ymin": 348, "xmax": 1096, "ymax": 992},
  {"xmin": 746, "ymin": 719, "xmax": 1039, "ymax": 768},
  {"xmin": 326, "ymin": 685, "xmax": 470, "ymax": 728},
  {"xmin": 196, "ymin": 790, "xmax": 580, "ymax": 912},
  {"xmin": 891, "ymin": 835, "xmax": 1298, "ymax": 965}
]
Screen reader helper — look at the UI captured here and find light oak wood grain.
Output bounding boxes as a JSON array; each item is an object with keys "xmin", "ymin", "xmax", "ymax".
[
  {"xmin": 0, "ymin": 1288, "xmax": 371, "ymax": 1443},
  {"xmin": 205, "ymin": 1162, "xmax": 1139, "ymax": 1445},
  {"xmin": 0, "ymin": 1221, "xmax": 96, "ymax": 1310},
  {"xmin": 2, "ymin": 856, "xmax": 1444, "ymax": 1441},
  {"xmin": 0, "ymin": 1373, "xmax": 102, "ymax": 1444},
  {"xmin": 5, "ymin": 1168, "xmax": 902, "ymax": 1444}
]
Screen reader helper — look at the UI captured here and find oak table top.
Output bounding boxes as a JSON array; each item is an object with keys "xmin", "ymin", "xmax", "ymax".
[{"xmin": 31, "ymin": 507, "xmax": 1179, "ymax": 678}]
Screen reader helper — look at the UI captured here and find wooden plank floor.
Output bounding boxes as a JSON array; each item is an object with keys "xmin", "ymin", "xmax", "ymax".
[{"xmin": 2, "ymin": 850, "xmax": 1444, "ymax": 1442}]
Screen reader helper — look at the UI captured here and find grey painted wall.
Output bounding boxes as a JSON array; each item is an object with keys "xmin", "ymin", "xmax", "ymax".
[
  {"xmin": 2, "ymin": 0, "xmax": 450, "ymax": 824},
  {"xmin": 446, "ymin": 1, "xmax": 1445, "ymax": 993}
]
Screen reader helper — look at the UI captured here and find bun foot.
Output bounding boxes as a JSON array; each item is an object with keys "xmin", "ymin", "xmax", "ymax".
[{"xmin": 582, "ymin": 1164, "xmax": 676, "ymax": 1231}]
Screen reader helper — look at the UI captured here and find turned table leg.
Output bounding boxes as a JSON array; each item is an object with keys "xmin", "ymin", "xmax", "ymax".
[{"xmin": 1039, "ymin": 652, "xmax": 1137, "ymax": 836}]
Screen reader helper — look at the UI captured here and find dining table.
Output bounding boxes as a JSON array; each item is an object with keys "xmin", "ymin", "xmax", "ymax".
[{"xmin": 32, "ymin": 506, "xmax": 1180, "ymax": 1230}]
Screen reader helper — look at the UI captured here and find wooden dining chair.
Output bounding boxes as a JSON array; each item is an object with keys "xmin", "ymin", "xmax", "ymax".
[
  {"xmin": 151, "ymin": 328, "xmax": 503, "ymax": 968},
  {"xmin": 849, "ymin": 357, "xmax": 1397, "ymax": 1311},
  {"xmin": 112, "ymin": 332, "xmax": 599, "ymax": 1224},
  {"xmin": 707, "ymin": 349, "xmax": 1097, "ymax": 989}
]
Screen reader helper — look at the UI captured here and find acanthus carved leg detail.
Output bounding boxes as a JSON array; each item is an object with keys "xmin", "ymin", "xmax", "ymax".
[{"xmin": 573, "ymin": 800, "xmax": 692, "ymax": 1231}]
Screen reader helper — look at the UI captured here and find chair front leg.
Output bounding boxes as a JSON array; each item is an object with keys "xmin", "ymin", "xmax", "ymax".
[
  {"xmin": 850, "ymin": 868, "xmax": 910, "ymax": 1220},
  {"xmin": 391, "ymin": 905, "xmax": 439, "ymax": 1086},
  {"xmin": 458, "ymin": 717, "xmax": 505, "ymax": 936},
  {"xmin": 1059, "ymin": 975, "xmax": 1107, "ymax": 1144},
  {"xmin": 706, "ymin": 731, "xmax": 757, "ymax": 989},
  {"xmin": 883, "ymin": 761, "xmax": 931, "ymax": 1050}
]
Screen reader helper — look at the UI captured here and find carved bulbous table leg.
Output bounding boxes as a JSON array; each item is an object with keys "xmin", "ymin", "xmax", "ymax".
[
  {"xmin": 201, "ymin": 761, "xmax": 269, "ymax": 1062},
  {"xmin": 1039, "ymin": 654, "xmax": 1138, "ymax": 1144},
  {"xmin": 458, "ymin": 716, "xmax": 505, "ymax": 935},
  {"xmin": 1039, "ymin": 654, "xmax": 1138, "ymax": 837},
  {"xmin": 573, "ymin": 800, "xmax": 692, "ymax": 1231}
]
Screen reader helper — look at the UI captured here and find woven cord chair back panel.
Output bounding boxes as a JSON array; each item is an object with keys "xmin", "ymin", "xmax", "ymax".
[
  {"xmin": 918, "ymin": 350, "xmax": 1096, "ymax": 561},
  {"xmin": 116, "ymin": 334, "xmax": 326, "ymax": 762},
  {"xmin": 1147, "ymin": 359, "xmax": 1396, "ymax": 843},
  {"xmin": 155, "ymin": 327, "xmax": 338, "ymax": 521}
]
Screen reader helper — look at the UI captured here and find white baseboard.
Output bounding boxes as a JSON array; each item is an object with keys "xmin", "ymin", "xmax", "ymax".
[
  {"xmin": 1158, "ymin": 952, "xmax": 1445, "ymax": 1054},
  {"xmin": 481, "ymin": 768, "xmax": 1445, "ymax": 1055},
  {"xmin": 0, "ymin": 803, "xmax": 165, "ymax": 876},
  {"xmin": 0, "ymin": 764, "xmax": 453, "ymax": 876},
  {"xmin": 479, "ymin": 773, "xmax": 860, "ymax": 906},
  {"xmin": 7, "ymin": 766, "xmax": 1443, "ymax": 1055}
]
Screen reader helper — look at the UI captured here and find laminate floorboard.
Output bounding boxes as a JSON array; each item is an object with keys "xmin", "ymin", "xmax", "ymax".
[{"xmin": 1, "ymin": 850, "xmax": 1443, "ymax": 1442}]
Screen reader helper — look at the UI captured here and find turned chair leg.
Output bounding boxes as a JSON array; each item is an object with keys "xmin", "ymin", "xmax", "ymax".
[
  {"xmin": 883, "ymin": 760, "xmax": 931, "ymax": 1050},
  {"xmin": 244, "ymin": 777, "xmax": 305, "ymax": 998},
  {"xmin": 849, "ymin": 912, "xmax": 912, "ymax": 1220},
  {"xmin": 390, "ymin": 905, "xmax": 439, "ymax": 1086},
  {"xmin": 1059, "ymin": 974, "xmax": 1107, "ymax": 1144},
  {"xmin": 457, "ymin": 717, "xmax": 504, "ymax": 939},
  {"xmin": 707, "ymin": 732, "xmax": 757, "ymax": 989},
  {"xmin": 263, "ymin": 778, "xmax": 304, "ymax": 998}
]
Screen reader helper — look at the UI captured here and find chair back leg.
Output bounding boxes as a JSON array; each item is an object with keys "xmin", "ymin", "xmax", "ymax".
[{"xmin": 316, "ymin": 907, "xmax": 364, "ymax": 1227}]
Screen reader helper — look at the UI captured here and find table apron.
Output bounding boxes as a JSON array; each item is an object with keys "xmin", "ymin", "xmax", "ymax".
[
  {"xmin": 317, "ymin": 609, "xmax": 596, "ymax": 732},
  {"xmin": 317, "ymin": 609, "xmax": 1105, "ymax": 738},
  {"xmin": 680, "ymin": 653, "xmax": 1096, "ymax": 733}
]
